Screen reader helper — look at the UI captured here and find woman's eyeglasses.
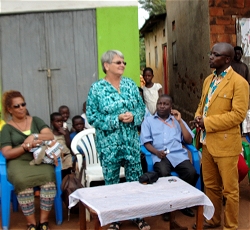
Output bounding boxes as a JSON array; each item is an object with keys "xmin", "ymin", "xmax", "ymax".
[
  {"xmin": 111, "ymin": 61, "xmax": 127, "ymax": 66},
  {"xmin": 13, "ymin": 102, "xmax": 26, "ymax": 109}
]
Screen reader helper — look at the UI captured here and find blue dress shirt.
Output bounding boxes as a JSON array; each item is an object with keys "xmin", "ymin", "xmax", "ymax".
[{"xmin": 140, "ymin": 113, "xmax": 194, "ymax": 167}]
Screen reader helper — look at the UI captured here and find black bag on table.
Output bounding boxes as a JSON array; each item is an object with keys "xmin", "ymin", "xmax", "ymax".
[{"xmin": 139, "ymin": 171, "xmax": 159, "ymax": 184}]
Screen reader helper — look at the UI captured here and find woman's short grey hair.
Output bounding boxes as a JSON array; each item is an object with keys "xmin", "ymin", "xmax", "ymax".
[{"xmin": 101, "ymin": 50, "xmax": 124, "ymax": 73}]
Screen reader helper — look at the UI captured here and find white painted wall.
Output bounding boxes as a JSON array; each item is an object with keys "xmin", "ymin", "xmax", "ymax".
[{"xmin": 0, "ymin": 0, "xmax": 137, "ymax": 13}]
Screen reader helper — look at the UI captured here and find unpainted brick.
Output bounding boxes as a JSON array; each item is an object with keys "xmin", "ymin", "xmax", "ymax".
[
  {"xmin": 209, "ymin": 7, "xmax": 224, "ymax": 16},
  {"xmin": 231, "ymin": 34, "xmax": 237, "ymax": 46},
  {"xmin": 209, "ymin": 0, "xmax": 215, "ymax": 6},
  {"xmin": 224, "ymin": 7, "xmax": 240, "ymax": 15},
  {"xmin": 240, "ymin": 9, "xmax": 250, "ymax": 17},
  {"xmin": 210, "ymin": 25, "xmax": 225, "ymax": 33},
  {"xmin": 232, "ymin": 0, "xmax": 245, "ymax": 8},
  {"xmin": 210, "ymin": 34, "xmax": 218, "ymax": 43},
  {"xmin": 210, "ymin": 41, "xmax": 216, "ymax": 48},
  {"xmin": 216, "ymin": 16, "xmax": 232, "ymax": 24},
  {"xmin": 246, "ymin": 0, "xmax": 250, "ymax": 7},
  {"xmin": 215, "ymin": 0, "xmax": 230, "ymax": 7},
  {"xmin": 225, "ymin": 24, "xmax": 235, "ymax": 33},
  {"xmin": 210, "ymin": 16, "xmax": 216, "ymax": 25},
  {"xmin": 217, "ymin": 34, "xmax": 231, "ymax": 43}
]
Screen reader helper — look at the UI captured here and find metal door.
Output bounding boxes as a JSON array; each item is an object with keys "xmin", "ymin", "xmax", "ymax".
[{"xmin": 0, "ymin": 10, "xmax": 97, "ymax": 125}]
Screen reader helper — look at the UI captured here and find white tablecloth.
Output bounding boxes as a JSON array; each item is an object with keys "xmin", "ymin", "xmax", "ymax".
[{"xmin": 69, "ymin": 176, "xmax": 214, "ymax": 226}]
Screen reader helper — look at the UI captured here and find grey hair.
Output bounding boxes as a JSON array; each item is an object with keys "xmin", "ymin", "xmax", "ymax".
[{"xmin": 101, "ymin": 50, "xmax": 124, "ymax": 73}]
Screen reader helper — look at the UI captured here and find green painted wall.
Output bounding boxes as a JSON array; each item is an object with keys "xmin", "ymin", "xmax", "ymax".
[{"xmin": 96, "ymin": 6, "xmax": 140, "ymax": 85}]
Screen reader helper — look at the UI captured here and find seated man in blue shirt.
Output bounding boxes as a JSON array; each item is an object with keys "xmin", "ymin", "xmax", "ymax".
[{"xmin": 140, "ymin": 94, "xmax": 199, "ymax": 221}]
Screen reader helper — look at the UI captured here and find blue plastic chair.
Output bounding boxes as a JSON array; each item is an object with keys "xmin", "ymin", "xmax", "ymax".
[
  {"xmin": 141, "ymin": 144, "xmax": 201, "ymax": 190},
  {"xmin": 0, "ymin": 151, "xmax": 63, "ymax": 230}
]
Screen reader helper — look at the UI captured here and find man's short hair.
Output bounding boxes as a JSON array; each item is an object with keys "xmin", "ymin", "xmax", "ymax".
[{"xmin": 234, "ymin": 46, "xmax": 243, "ymax": 54}]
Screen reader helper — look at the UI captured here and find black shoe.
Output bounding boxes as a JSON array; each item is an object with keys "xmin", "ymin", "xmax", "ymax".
[
  {"xmin": 193, "ymin": 222, "xmax": 221, "ymax": 229},
  {"xmin": 27, "ymin": 224, "xmax": 37, "ymax": 230},
  {"xmin": 38, "ymin": 222, "xmax": 49, "ymax": 230},
  {"xmin": 162, "ymin": 212, "xmax": 170, "ymax": 221},
  {"xmin": 181, "ymin": 208, "xmax": 195, "ymax": 217}
]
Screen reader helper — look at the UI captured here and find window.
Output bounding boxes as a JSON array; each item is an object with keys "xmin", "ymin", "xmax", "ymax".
[
  {"xmin": 172, "ymin": 42, "xmax": 177, "ymax": 66},
  {"xmin": 172, "ymin": 20, "xmax": 175, "ymax": 31},
  {"xmin": 155, "ymin": 46, "xmax": 158, "ymax": 68}
]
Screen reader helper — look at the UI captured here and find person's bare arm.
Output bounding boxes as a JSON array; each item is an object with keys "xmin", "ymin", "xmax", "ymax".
[
  {"xmin": 2, "ymin": 127, "xmax": 54, "ymax": 160},
  {"xmin": 144, "ymin": 142, "xmax": 167, "ymax": 159},
  {"xmin": 158, "ymin": 88, "xmax": 163, "ymax": 97}
]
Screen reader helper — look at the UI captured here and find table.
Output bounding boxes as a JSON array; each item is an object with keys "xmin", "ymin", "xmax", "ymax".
[{"xmin": 69, "ymin": 176, "xmax": 214, "ymax": 230}]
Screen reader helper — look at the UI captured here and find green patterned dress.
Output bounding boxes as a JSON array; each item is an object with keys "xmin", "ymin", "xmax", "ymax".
[{"xmin": 86, "ymin": 77, "xmax": 145, "ymax": 184}]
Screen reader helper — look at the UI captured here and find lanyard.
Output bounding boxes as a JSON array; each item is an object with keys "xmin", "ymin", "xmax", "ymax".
[{"xmin": 158, "ymin": 117, "xmax": 175, "ymax": 128}]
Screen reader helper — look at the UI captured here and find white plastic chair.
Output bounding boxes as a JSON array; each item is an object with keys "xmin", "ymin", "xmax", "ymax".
[
  {"xmin": 71, "ymin": 128, "xmax": 125, "ymax": 187},
  {"xmin": 71, "ymin": 128, "xmax": 125, "ymax": 222}
]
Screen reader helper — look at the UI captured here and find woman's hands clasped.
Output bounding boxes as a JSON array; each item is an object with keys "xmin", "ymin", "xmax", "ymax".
[
  {"xmin": 22, "ymin": 136, "xmax": 44, "ymax": 151},
  {"xmin": 118, "ymin": 112, "xmax": 134, "ymax": 123}
]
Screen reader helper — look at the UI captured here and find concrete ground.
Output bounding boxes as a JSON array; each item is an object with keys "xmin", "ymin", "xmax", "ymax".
[{"xmin": 1, "ymin": 175, "xmax": 250, "ymax": 230}]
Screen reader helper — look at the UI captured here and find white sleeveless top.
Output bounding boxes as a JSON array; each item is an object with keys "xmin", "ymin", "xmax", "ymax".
[{"xmin": 142, "ymin": 83, "xmax": 162, "ymax": 115}]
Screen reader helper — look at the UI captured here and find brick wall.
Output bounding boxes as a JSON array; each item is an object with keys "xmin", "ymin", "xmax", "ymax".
[{"xmin": 209, "ymin": 0, "xmax": 250, "ymax": 47}]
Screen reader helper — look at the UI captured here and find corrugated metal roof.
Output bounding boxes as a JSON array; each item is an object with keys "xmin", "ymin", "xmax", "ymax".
[{"xmin": 139, "ymin": 13, "xmax": 166, "ymax": 37}]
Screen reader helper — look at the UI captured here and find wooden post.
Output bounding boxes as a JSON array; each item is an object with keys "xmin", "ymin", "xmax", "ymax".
[
  {"xmin": 79, "ymin": 202, "xmax": 86, "ymax": 230},
  {"xmin": 196, "ymin": 206, "xmax": 204, "ymax": 230}
]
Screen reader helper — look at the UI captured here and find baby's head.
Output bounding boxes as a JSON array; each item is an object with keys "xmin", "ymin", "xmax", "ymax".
[
  {"xmin": 50, "ymin": 112, "xmax": 63, "ymax": 130},
  {"xmin": 72, "ymin": 115, "xmax": 85, "ymax": 133},
  {"xmin": 58, "ymin": 105, "xmax": 70, "ymax": 122}
]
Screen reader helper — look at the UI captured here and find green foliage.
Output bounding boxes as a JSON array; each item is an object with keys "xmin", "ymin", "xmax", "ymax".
[
  {"xmin": 139, "ymin": 37, "xmax": 146, "ymax": 69},
  {"xmin": 139, "ymin": 0, "xmax": 166, "ymax": 15}
]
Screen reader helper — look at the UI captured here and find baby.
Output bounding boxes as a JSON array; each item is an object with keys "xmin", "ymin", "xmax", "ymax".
[{"xmin": 29, "ymin": 140, "xmax": 63, "ymax": 166}]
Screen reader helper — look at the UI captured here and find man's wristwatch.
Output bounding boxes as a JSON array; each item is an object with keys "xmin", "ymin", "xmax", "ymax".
[{"xmin": 33, "ymin": 133, "xmax": 39, "ymax": 140}]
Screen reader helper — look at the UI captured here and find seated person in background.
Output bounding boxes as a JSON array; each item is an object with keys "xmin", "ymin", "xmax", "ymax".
[
  {"xmin": 81, "ymin": 101, "xmax": 93, "ymax": 129},
  {"xmin": 51, "ymin": 112, "xmax": 73, "ymax": 178},
  {"xmin": 70, "ymin": 115, "xmax": 86, "ymax": 174},
  {"xmin": 70, "ymin": 115, "xmax": 86, "ymax": 141},
  {"xmin": 58, "ymin": 105, "xmax": 73, "ymax": 132},
  {"xmin": 140, "ymin": 94, "xmax": 199, "ymax": 221}
]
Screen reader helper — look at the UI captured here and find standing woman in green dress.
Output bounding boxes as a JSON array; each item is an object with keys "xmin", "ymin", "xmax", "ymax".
[
  {"xmin": 1, "ymin": 90, "xmax": 56, "ymax": 230},
  {"xmin": 87, "ymin": 50, "xmax": 150, "ymax": 230}
]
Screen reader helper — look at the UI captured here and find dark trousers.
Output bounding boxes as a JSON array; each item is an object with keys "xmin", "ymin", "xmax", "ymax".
[{"xmin": 154, "ymin": 158, "xmax": 199, "ymax": 187}]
